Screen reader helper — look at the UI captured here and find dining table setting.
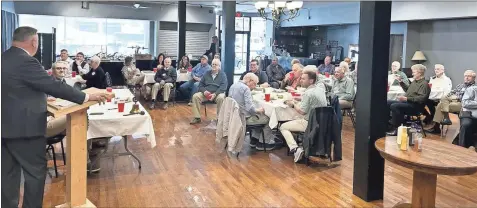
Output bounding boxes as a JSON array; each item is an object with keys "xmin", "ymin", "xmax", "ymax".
[{"xmin": 251, "ymin": 87, "xmax": 305, "ymax": 128}]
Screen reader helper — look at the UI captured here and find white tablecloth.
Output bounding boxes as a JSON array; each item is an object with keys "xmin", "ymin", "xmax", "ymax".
[
  {"xmin": 387, "ymin": 85, "xmax": 406, "ymax": 100},
  {"xmin": 87, "ymin": 89, "xmax": 156, "ymax": 148},
  {"xmin": 252, "ymin": 91, "xmax": 304, "ymax": 128},
  {"xmin": 64, "ymin": 77, "xmax": 84, "ymax": 86},
  {"xmin": 142, "ymin": 71, "xmax": 156, "ymax": 85}
]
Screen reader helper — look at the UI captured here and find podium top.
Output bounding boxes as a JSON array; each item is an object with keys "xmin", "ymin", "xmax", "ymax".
[{"xmin": 47, "ymin": 87, "xmax": 115, "ymax": 118}]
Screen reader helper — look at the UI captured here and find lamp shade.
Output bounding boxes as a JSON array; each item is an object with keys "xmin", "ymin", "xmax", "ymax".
[
  {"xmin": 411, "ymin": 50, "xmax": 427, "ymax": 61},
  {"xmin": 254, "ymin": 1, "xmax": 268, "ymax": 9}
]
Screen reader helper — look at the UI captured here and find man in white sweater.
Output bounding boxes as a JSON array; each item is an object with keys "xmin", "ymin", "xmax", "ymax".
[{"xmin": 424, "ymin": 64, "xmax": 453, "ymax": 123}]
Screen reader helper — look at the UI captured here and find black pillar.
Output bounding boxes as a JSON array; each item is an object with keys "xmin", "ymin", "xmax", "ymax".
[
  {"xmin": 178, "ymin": 1, "xmax": 186, "ymax": 59},
  {"xmin": 221, "ymin": 1, "xmax": 236, "ymax": 89},
  {"xmin": 352, "ymin": 1, "xmax": 391, "ymax": 202}
]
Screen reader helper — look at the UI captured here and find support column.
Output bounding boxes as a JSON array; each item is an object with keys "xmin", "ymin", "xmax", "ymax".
[
  {"xmin": 221, "ymin": 1, "xmax": 236, "ymax": 90},
  {"xmin": 178, "ymin": 1, "xmax": 186, "ymax": 59},
  {"xmin": 352, "ymin": 1, "xmax": 392, "ymax": 202}
]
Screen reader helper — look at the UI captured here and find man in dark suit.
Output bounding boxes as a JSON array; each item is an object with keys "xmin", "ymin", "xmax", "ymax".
[
  {"xmin": 204, "ymin": 36, "xmax": 219, "ymax": 60},
  {"xmin": 1, "ymin": 26, "xmax": 108, "ymax": 208},
  {"xmin": 82, "ymin": 56, "xmax": 107, "ymax": 89}
]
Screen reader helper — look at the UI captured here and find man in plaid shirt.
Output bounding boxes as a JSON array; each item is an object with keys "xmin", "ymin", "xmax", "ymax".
[{"xmin": 427, "ymin": 70, "xmax": 476, "ymax": 134}]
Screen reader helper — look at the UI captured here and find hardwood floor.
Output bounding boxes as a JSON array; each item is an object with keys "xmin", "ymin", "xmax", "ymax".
[{"xmin": 41, "ymin": 103, "xmax": 477, "ymax": 207}]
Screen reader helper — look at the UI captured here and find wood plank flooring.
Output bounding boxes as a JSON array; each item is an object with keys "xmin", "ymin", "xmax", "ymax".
[{"xmin": 41, "ymin": 103, "xmax": 477, "ymax": 207}]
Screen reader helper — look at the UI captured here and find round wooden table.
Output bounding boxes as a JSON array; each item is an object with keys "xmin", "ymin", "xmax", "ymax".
[{"xmin": 375, "ymin": 137, "xmax": 477, "ymax": 208}]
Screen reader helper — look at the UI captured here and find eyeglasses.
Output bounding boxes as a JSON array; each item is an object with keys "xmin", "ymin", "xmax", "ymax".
[{"xmin": 56, "ymin": 67, "xmax": 67, "ymax": 70}]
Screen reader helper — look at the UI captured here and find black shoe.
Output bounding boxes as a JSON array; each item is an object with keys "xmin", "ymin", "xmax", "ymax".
[
  {"xmin": 190, "ymin": 118, "xmax": 201, "ymax": 124},
  {"xmin": 249, "ymin": 137, "xmax": 259, "ymax": 148},
  {"xmin": 441, "ymin": 118, "xmax": 452, "ymax": 125},
  {"xmin": 425, "ymin": 126, "xmax": 441, "ymax": 134},
  {"xmin": 386, "ymin": 129, "xmax": 397, "ymax": 136},
  {"xmin": 255, "ymin": 142, "xmax": 276, "ymax": 151}
]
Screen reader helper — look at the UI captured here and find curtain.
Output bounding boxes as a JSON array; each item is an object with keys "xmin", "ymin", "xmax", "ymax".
[{"xmin": 1, "ymin": 10, "xmax": 18, "ymax": 52}]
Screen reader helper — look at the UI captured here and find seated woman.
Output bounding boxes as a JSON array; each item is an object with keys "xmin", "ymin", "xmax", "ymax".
[
  {"xmin": 339, "ymin": 61, "xmax": 350, "ymax": 74},
  {"xmin": 122, "ymin": 56, "xmax": 145, "ymax": 86},
  {"xmin": 281, "ymin": 63, "xmax": 304, "ymax": 90},
  {"xmin": 388, "ymin": 61, "xmax": 410, "ymax": 87},
  {"xmin": 176, "ymin": 55, "xmax": 192, "ymax": 83}
]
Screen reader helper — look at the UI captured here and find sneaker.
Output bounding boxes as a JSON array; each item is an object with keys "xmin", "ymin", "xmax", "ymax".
[
  {"xmin": 190, "ymin": 118, "xmax": 201, "ymax": 124},
  {"xmin": 294, "ymin": 147, "xmax": 304, "ymax": 163},
  {"xmin": 161, "ymin": 102, "xmax": 168, "ymax": 110},
  {"xmin": 188, "ymin": 102, "xmax": 192, "ymax": 106},
  {"xmin": 441, "ymin": 118, "xmax": 452, "ymax": 125},
  {"xmin": 249, "ymin": 137, "xmax": 259, "ymax": 148},
  {"xmin": 255, "ymin": 142, "xmax": 276, "ymax": 151}
]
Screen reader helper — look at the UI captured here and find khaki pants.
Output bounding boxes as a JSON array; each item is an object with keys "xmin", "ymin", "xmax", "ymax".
[
  {"xmin": 339, "ymin": 99, "xmax": 353, "ymax": 109},
  {"xmin": 279, "ymin": 119, "xmax": 308, "ymax": 150},
  {"xmin": 433, "ymin": 95, "xmax": 462, "ymax": 123},
  {"xmin": 151, "ymin": 82, "xmax": 173, "ymax": 101},
  {"xmin": 246, "ymin": 114, "xmax": 274, "ymax": 144},
  {"xmin": 45, "ymin": 116, "xmax": 67, "ymax": 138},
  {"xmin": 126, "ymin": 73, "xmax": 145, "ymax": 86},
  {"xmin": 191, "ymin": 92, "xmax": 225, "ymax": 118}
]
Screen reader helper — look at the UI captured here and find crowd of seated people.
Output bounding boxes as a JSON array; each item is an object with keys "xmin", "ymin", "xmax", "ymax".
[{"xmin": 179, "ymin": 55, "xmax": 211, "ymax": 105}]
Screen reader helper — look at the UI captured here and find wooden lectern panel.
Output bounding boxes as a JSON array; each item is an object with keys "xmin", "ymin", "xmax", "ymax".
[{"xmin": 47, "ymin": 87, "xmax": 114, "ymax": 118}]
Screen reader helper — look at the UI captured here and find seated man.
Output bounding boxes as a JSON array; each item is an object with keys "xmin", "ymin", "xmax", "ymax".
[
  {"xmin": 427, "ymin": 70, "xmax": 476, "ymax": 134},
  {"xmin": 318, "ymin": 56, "xmax": 334, "ymax": 74},
  {"xmin": 331, "ymin": 66, "xmax": 355, "ymax": 109},
  {"xmin": 240, "ymin": 59, "xmax": 269, "ymax": 87},
  {"xmin": 71, "ymin": 52, "xmax": 90, "ymax": 76},
  {"xmin": 280, "ymin": 70, "xmax": 328, "ymax": 162},
  {"xmin": 122, "ymin": 56, "xmax": 145, "ymax": 86},
  {"xmin": 150, "ymin": 57, "xmax": 177, "ymax": 110},
  {"xmin": 424, "ymin": 64, "xmax": 453, "ymax": 123},
  {"xmin": 81, "ymin": 56, "xmax": 106, "ymax": 89},
  {"xmin": 46, "ymin": 61, "xmax": 69, "ymax": 137},
  {"xmin": 265, "ymin": 57, "xmax": 286, "ymax": 89},
  {"xmin": 386, "ymin": 64, "xmax": 430, "ymax": 136},
  {"xmin": 281, "ymin": 63, "xmax": 303, "ymax": 90},
  {"xmin": 459, "ymin": 86, "xmax": 477, "ymax": 148},
  {"xmin": 180, "ymin": 55, "xmax": 211, "ymax": 105},
  {"xmin": 190, "ymin": 59, "xmax": 228, "ymax": 124},
  {"xmin": 229, "ymin": 73, "xmax": 276, "ymax": 150}
]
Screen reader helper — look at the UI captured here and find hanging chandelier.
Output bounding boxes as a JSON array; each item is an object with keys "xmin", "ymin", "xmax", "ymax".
[{"xmin": 255, "ymin": 1, "xmax": 303, "ymax": 27}]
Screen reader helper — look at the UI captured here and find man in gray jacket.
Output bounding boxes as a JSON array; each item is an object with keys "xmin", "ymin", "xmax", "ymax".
[
  {"xmin": 190, "ymin": 59, "xmax": 228, "ymax": 124},
  {"xmin": 458, "ymin": 86, "xmax": 477, "ymax": 148},
  {"xmin": 1, "ymin": 26, "xmax": 107, "ymax": 208}
]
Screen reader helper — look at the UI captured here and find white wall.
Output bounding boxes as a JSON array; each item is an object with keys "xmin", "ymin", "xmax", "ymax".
[{"xmin": 391, "ymin": 2, "xmax": 477, "ymax": 21}]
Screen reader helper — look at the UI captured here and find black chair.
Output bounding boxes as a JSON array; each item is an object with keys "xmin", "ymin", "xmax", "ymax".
[
  {"xmin": 441, "ymin": 112, "xmax": 460, "ymax": 137},
  {"xmin": 404, "ymin": 112, "xmax": 427, "ymax": 138},
  {"xmin": 46, "ymin": 134, "xmax": 66, "ymax": 178},
  {"xmin": 341, "ymin": 98, "xmax": 356, "ymax": 128},
  {"xmin": 245, "ymin": 123, "xmax": 268, "ymax": 152}
]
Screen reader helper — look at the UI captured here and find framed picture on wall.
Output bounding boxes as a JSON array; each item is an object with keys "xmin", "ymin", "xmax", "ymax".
[{"xmin": 348, "ymin": 44, "xmax": 359, "ymax": 62}]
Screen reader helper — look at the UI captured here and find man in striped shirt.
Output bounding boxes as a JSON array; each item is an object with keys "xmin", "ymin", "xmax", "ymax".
[{"xmin": 427, "ymin": 70, "xmax": 476, "ymax": 134}]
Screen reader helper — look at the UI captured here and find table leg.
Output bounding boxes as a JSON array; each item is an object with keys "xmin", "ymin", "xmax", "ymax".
[
  {"xmin": 123, "ymin": 136, "xmax": 142, "ymax": 169},
  {"xmin": 411, "ymin": 171, "xmax": 437, "ymax": 208}
]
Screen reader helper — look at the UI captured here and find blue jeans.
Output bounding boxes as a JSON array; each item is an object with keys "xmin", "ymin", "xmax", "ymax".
[{"xmin": 179, "ymin": 80, "xmax": 199, "ymax": 100}]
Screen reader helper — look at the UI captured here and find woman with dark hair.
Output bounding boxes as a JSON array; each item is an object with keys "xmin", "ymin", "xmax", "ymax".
[{"xmin": 156, "ymin": 53, "xmax": 165, "ymax": 69}]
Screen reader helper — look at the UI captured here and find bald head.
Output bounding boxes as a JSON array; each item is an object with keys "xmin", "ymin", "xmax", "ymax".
[{"xmin": 12, "ymin": 26, "xmax": 39, "ymax": 56}]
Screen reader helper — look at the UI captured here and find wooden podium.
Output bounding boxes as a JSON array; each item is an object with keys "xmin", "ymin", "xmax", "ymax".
[{"xmin": 47, "ymin": 88, "xmax": 113, "ymax": 208}]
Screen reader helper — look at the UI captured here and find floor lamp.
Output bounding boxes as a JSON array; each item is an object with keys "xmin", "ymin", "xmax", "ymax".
[{"xmin": 412, "ymin": 50, "xmax": 427, "ymax": 64}]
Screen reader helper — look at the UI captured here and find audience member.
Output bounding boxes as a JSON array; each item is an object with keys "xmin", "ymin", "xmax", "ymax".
[
  {"xmin": 205, "ymin": 36, "xmax": 220, "ymax": 58},
  {"xmin": 57, "ymin": 48, "xmax": 73, "ymax": 65},
  {"xmin": 280, "ymin": 70, "xmax": 327, "ymax": 162},
  {"xmin": 339, "ymin": 61, "xmax": 350, "ymax": 73},
  {"xmin": 389, "ymin": 61, "xmax": 410, "ymax": 87},
  {"xmin": 458, "ymin": 86, "xmax": 477, "ymax": 148},
  {"xmin": 347, "ymin": 61, "xmax": 358, "ymax": 85},
  {"xmin": 46, "ymin": 61, "xmax": 69, "ymax": 138},
  {"xmin": 81, "ymin": 56, "xmax": 106, "ymax": 89},
  {"xmin": 156, "ymin": 53, "xmax": 165, "ymax": 69},
  {"xmin": 122, "ymin": 56, "xmax": 145, "ymax": 86},
  {"xmin": 344, "ymin": 57, "xmax": 351, "ymax": 65},
  {"xmin": 331, "ymin": 66, "xmax": 355, "ymax": 109},
  {"xmin": 424, "ymin": 64, "xmax": 453, "ymax": 123},
  {"xmin": 177, "ymin": 55, "xmax": 192, "ymax": 82},
  {"xmin": 190, "ymin": 59, "xmax": 228, "ymax": 124},
  {"xmin": 240, "ymin": 59, "xmax": 269, "ymax": 87},
  {"xmin": 426, "ymin": 70, "xmax": 476, "ymax": 134},
  {"xmin": 291, "ymin": 58, "xmax": 300, "ymax": 65},
  {"xmin": 150, "ymin": 57, "xmax": 177, "ymax": 110},
  {"xmin": 281, "ymin": 63, "xmax": 304, "ymax": 90},
  {"xmin": 265, "ymin": 57, "xmax": 286, "ymax": 89},
  {"xmin": 71, "ymin": 52, "xmax": 89, "ymax": 76},
  {"xmin": 180, "ymin": 55, "xmax": 211, "ymax": 105},
  {"xmin": 228, "ymin": 73, "xmax": 276, "ymax": 150},
  {"xmin": 386, "ymin": 64, "xmax": 430, "ymax": 136},
  {"xmin": 318, "ymin": 56, "xmax": 334, "ymax": 74}
]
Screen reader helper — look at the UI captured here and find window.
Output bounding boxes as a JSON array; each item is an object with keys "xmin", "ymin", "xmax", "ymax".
[
  {"xmin": 250, "ymin": 17, "xmax": 267, "ymax": 60},
  {"xmin": 19, "ymin": 14, "xmax": 150, "ymax": 57}
]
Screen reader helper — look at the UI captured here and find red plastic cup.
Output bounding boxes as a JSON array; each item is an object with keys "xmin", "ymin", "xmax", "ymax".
[
  {"xmin": 118, "ymin": 102, "xmax": 125, "ymax": 113},
  {"xmin": 48, "ymin": 71, "xmax": 52, "ymax": 75},
  {"xmin": 72, "ymin": 71, "xmax": 76, "ymax": 77},
  {"xmin": 325, "ymin": 72, "xmax": 330, "ymax": 78},
  {"xmin": 153, "ymin": 68, "xmax": 158, "ymax": 73},
  {"xmin": 265, "ymin": 93, "xmax": 271, "ymax": 102},
  {"xmin": 428, "ymin": 83, "xmax": 432, "ymax": 88},
  {"xmin": 291, "ymin": 92, "xmax": 297, "ymax": 97},
  {"xmin": 289, "ymin": 73, "xmax": 294, "ymax": 80},
  {"xmin": 188, "ymin": 66, "xmax": 193, "ymax": 72},
  {"xmin": 106, "ymin": 87, "xmax": 112, "ymax": 92}
]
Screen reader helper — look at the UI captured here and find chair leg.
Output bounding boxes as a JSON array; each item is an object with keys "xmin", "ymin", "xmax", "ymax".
[
  {"xmin": 419, "ymin": 121, "xmax": 427, "ymax": 138},
  {"xmin": 204, "ymin": 104, "xmax": 207, "ymax": 118},
  {"xmin": 261, "ymin": 129, "xmax": 266, "ymax": 152},
  {"xmin": 349, "ymin": 110, "xmax": 356, "ymax": 128},
  {"xmin": 50, "ymin": 144, "xmax": 58, "ymax": 178},
  {"xmin": 60, "ymin": 139, "xmax": 66, "ymax": 165}
]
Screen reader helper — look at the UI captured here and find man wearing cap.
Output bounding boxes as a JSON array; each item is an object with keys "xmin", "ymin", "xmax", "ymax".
[{"xmin": 179, "ymin": 55, "xmax": 211, "ymax": 105}]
